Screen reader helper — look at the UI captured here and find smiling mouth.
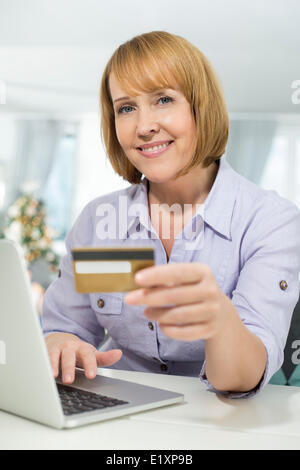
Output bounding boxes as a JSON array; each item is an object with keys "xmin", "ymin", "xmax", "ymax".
[{"xmin": 137, "ymin": 141, "xmax": 174, "ymax": 152}]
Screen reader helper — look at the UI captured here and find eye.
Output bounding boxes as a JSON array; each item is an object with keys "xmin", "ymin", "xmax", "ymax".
[
  {"xmin": 117, "ymin": 105, "xmax": 134, "ymax": 114},
  {"xmin": 158, "ymin": 96, "xmax": 173, "ymax": 105},
  {"xmin": 117, "ymin": 95, "xmax": 173, "ymax": 115}
]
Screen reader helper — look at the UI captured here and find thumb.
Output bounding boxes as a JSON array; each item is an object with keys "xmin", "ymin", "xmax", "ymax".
[{"xmin": 95, "ymin": 349, "xmax": 122, "ymax": 367}]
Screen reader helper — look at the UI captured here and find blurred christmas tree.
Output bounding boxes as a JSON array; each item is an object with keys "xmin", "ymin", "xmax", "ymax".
[{"xmin": 0, "ymin": 192, "xmax": 60, "ymax": 275}]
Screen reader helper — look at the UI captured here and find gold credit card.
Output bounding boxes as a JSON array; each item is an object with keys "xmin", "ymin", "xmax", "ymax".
[{"xmin": 71, "ymin": 246, "xmax": 155, "ymax": 293}]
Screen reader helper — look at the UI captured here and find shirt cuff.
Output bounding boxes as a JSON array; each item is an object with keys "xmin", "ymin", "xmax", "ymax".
[{"xmin": 199, "ymin": 342, "xmax": 272, "ymax": 399}]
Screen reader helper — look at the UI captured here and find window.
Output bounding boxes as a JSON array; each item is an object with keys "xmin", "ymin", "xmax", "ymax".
[
  {"xmin": 260, "ymin": 123, "xmax": 300, "ymax": 209},
  {"xmin": 295, "ymin": 138, "xmax": 300, "ymax": 208},
  {"xmin": 41, "ymin": 129, "xmax": 77, "ymax": 241}
]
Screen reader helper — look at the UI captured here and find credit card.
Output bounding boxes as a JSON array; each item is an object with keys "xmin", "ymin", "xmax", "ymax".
[{"xmin": 71, "ymin": 246, "xmax": 155, "ymax": 293}]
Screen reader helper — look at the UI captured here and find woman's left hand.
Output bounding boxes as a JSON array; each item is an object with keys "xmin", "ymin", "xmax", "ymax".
[{"xmin": 124, "ymin": 263, "xmax": 226, "ymax": 341}]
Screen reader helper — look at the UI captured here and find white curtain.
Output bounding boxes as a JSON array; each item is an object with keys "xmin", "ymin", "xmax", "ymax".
[
  {"xmin": 225, "ymin": 119, "xmax": 278, "ymax": 185},
  {"xmin": 3, "ymin": 120, "xmax": 63, "ymax": 209},
  {"xmin": 0, "ymin": 119, "xmax": 79, "ymax": 239}
]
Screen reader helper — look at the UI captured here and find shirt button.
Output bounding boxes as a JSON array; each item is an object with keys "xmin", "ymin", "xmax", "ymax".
[
  {"xmin": 279, "ymin": 280, "xmax": 288, "ymax": 291},
  {"xmin": 160, "ymin": 364, "xmax": 168, "ymax": 372},
  {"xmin": 148, "ymin": 322, "xmax": 154, "ymax": 331},
  {"xmin": 97, "ymin": 298, "xmax": 105, "ymax": 308}
]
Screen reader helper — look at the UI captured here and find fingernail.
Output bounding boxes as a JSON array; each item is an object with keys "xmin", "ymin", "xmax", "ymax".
[
  {"xmin": 135, "ymin": 272, "xmax": 144, "ymax": 281},
  {"xmin": 87, "ymin": 369, "xmax": 95, "ymax": 379},
  {"xmin": 64, "ymin": 374, "xmax": 72, "ymax": 383}
]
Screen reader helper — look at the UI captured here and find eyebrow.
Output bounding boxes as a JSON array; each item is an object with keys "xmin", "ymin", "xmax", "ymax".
[{"xmin": 113, "ymin": 88, "xmax": 172, "ymax": 105}]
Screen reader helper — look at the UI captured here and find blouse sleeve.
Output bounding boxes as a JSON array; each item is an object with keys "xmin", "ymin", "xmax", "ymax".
[
  {"xmin": 200, "ymin": 193, "xmax": 300, "ymax": 398},
  {"xmin": 42, "ymin": 201, "xmax": 105, "ymax": 348}
]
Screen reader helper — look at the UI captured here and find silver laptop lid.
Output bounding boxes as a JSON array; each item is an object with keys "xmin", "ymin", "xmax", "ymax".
[{"xmin": 0, "ymin": 239, "xmax": 64, "ymax": 428}]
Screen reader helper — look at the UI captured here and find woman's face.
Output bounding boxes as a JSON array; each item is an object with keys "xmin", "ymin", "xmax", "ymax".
[{"xmin": 109, "ymin": 72, "xmax": 197, "ymax": 183}]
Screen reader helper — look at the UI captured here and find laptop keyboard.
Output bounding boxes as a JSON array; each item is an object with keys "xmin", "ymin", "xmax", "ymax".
[{"xmin": 57, "ymin": 383, "xmax": 129, "ymax": 416}]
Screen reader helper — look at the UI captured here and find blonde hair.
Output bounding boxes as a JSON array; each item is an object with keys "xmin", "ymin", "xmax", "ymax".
[{"xmin": 100, "ymin": 31, "xmax": 229, "ymax": 184}]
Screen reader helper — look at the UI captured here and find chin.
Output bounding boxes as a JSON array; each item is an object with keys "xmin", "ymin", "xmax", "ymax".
[{"xmin": 144, "ymin": 171, "xmax": 178, "ymax": 184}]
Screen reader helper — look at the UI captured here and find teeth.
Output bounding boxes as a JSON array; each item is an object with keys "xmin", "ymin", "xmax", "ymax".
[{"xmin": 141, "ymin": 142, "xmax": 171, "ymax": 152}]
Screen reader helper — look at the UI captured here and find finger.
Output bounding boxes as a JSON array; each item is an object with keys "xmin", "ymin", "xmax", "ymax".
[
  {"xmin": 95, "ymin": 349, "xmax": 123, "ymax": 367},
  {"xmin": 144, "ymin": 302, "xmax": 213, "ymax": 324},
  {"xmin": 48, "ymin": 346, "xmax": 61, "ymax": 378},
  {"xmin": 135, "ymin": 263, "xmax": 211, "ymax": 287},
  {"xmin": 61, "ymin": 347, "xmax": 77, "ymax": 384},
  {"xmin": 77, "ymin": 346, "xmax": 98, "ymax": 379},
  {"xmin": 128, "ymin": 276, "xmax": 221, "ymax": 307},
  {"xmin": 126, "ymin": 282, "xmax": 203, "ymax": 307}
]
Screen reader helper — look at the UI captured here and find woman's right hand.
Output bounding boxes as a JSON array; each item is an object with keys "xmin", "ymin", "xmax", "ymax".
[{"xmin": 45, "ymin": 332, "xmax": 122, "ymax": 384}]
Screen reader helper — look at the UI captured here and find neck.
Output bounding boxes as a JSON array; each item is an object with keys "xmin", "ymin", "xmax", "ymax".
[{"xmin": 147, "ymin": 160, "xmax": 219, "ymax": 208}]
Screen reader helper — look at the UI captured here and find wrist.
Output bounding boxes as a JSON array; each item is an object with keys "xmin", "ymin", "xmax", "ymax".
[
  {"xmin": 46, "ymin": 332, "xmax": 82, "ymax": 344},
  {"xmin": 209, "ymin": 292, "xmax": 239, "ymax": 343}
]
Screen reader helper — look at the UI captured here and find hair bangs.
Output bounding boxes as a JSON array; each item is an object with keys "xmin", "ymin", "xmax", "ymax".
[{"xmin": 110, "ymin": 42, "xmax": 179, "ymax": 99}]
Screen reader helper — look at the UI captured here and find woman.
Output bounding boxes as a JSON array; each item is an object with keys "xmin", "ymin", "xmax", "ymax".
[{"xmin": 43, "ymin": 31, "xmax": 300, "ymax": 398}]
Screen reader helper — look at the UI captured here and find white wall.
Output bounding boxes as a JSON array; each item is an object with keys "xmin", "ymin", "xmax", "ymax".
[{"xmin": 0, "ymin": 0, "xmax": 300, "ymax": 114}]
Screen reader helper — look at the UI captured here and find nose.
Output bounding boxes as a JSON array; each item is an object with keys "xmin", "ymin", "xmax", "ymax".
[{"xmin": 136, "ymin": 108, "xmax": 160, "ymax": 137}]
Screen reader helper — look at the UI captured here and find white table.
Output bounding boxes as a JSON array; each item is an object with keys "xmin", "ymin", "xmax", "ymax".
[{"xmin": 1, "ymin": 368, "xmax": 300, "ymax": 450}]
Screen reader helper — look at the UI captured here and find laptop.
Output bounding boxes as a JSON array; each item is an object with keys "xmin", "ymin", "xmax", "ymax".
[{"xmin": 0, "ymin": 239, "xmax": 184, "ymax": 429}]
